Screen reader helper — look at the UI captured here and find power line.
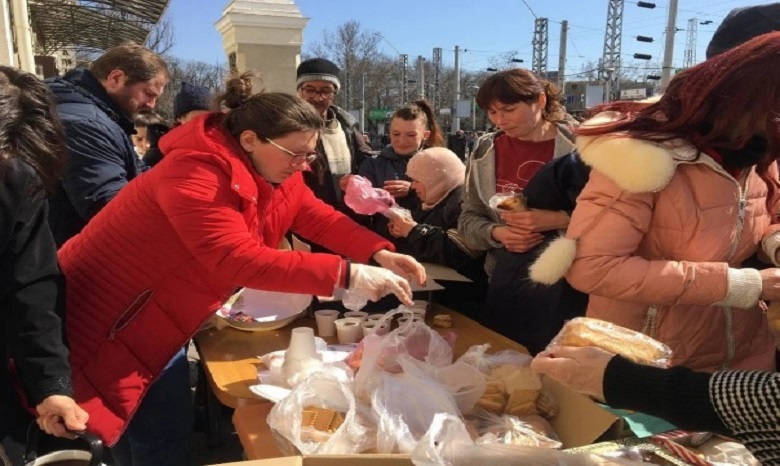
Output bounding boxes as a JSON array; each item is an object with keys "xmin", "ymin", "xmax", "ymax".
[{"xmin": 520, "ymin": 0, "xmax": 538, "ymax": 19}]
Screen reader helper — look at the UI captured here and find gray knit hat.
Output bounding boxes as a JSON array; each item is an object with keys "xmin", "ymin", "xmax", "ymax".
[
  {"xmin": 706, "ymin": 3, "xmax": 780, "ymax": 58},
  {"xmin": 296, "ymin": 58, "xmax": 341, "ymax": 91}
]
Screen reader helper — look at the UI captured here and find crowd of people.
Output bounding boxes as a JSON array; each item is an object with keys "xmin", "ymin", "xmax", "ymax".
[{"xmin": 1, "ymin": 2, "xmax": 780, "ymax": 466}]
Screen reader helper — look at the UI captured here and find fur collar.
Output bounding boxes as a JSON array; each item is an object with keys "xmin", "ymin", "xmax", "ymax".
[{"xmin": 577, "ymin": 112, "xmax": 708, "ymax": 193}]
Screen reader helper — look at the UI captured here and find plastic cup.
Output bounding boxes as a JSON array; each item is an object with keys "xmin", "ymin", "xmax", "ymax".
[
  {"xmin": 314, "ymin": 309, "xmax": 340, "ymax": 337},
  {"xmin": 362, "ymin": 320, "xmax": 389, "ymax": 337},
  {"xmin": 412, "ymin": 300, "xmax": 429, "ymax": 311},
  {"xmin": 344, "ymin": 311, "xmax": 369, "ymax": 321},
  {"xmin": 398, "ymin": 316, "xmax": 423, "ymax": 326},
  {"xmin": 335, "ymin": 317, "xmax": 364, "ymax": 344},
  {"xmin": 286, "ymin": 327, "xmax": 317, "ymax": 361},
  {"xmin": 367, "ymin": 313, "xmax": 386, "ymax": 322}
]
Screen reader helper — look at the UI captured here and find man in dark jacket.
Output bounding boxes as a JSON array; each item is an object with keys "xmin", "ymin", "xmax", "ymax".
[
  {"xmin": 448, "ymin": 130, "xmax": 467, "ymax": 161},
  {"xmin": 296, "ymin": 58, "xmax": 374, "ymax": 220},
  {"xmin": 47, "ymin": 43, "xmax": 169, "ymax": 247}
]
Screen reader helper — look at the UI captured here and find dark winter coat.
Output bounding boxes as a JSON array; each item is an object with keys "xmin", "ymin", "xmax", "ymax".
[
  {"xmin": 46, "ymin": 69, "xmax": 147, "ymax": 247},
  {"xmin": 0, "ymin": 159, "xmax": 72, "ymax": 440},
  {"xmin": 481, "ymin": 151, "xmax": 590, "ymax": 355}
]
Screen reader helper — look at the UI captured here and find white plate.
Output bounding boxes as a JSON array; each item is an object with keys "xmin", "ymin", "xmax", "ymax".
[{"xmin": 216, "ymin": 288, "xmax": 312, "ymax": 332}]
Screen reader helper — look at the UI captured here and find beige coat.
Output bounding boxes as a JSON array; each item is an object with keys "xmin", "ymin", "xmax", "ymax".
[{"xmin": 531, "ymin": 112, "xmax": 778, "ymax": 371}]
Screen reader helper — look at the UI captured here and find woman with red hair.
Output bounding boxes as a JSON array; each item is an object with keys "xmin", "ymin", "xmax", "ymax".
[{"xmin": 531, "ymin": 32, "xmax": 780, "ymax": 372}]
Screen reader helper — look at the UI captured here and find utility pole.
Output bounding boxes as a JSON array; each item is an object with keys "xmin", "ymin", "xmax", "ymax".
[
  {"xmin": 400, "ymin": 53, "xmax": 409, "ymax": 104},
  {"xmin": 532, "ymin": 18, "xmax": 549, "ymax": 78},
  {"xmin": 683, "ymin": 18, "xmax": 697, "ymax": 68},
  {"xmin": 432, "ymin": 47, "xmax": 442, "ymax": 111},
  {"xmin": 558, "ymin": 20, "xmax": 568, "ymax": 90},
  {"xmin": 360, "ymin": 72, "xmax": 366, "ymax": 132},
  {"xmin": 661, "ymin": 0, "xmax": 679, "ymax": 87},
  {"xmin": 417, "ymin": 55, "xmax": 425, "ymax": 99},
  {"xmin": 601, "ymin": 0, "xmax": 625, "ymax": 102},
  {"xmin": 453, "ymin": 45, "xmax": 461, "ymax": 132}
]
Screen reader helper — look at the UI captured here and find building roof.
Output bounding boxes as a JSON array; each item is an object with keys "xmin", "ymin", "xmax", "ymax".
[{"xmin": 29, "ymin": 0, "xmax": 170, "ymax": 55}]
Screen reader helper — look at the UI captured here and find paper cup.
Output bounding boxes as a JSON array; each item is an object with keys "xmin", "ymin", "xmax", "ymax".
[
  {"xmin": 314, "ymin": 309, "xmax": 340, "ymax": 337},
  {"xmin": 362, "ymin": 320, "xmax": 389, "ymax": 336},
  {"xmin": 412, "ymin": 300, "xmax": 429, "ymax": 311},
  {"xmin": 367, "ymin": 313, "xmax": 387, "ymax": 322},
  {"xmin": 286, "ymin": 327, "xmax": 317, "ymax": 361},
  {"xmin": 344, "ymin": 311, "xmax": 369, "ymax": 321},
  {"xmin": 335, "ymin": 317, "xmax": 364, "ymax": 344}
]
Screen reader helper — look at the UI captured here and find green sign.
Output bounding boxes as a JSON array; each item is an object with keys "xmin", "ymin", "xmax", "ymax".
[{"xmin": 369, "ymin": 108, "xmax": 394, "ymax": 121}]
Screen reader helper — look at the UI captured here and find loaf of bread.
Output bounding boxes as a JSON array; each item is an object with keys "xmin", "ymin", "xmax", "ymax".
[{"xmin": 554, "ymin": 317, "xmax": 672, "ymax": 367}]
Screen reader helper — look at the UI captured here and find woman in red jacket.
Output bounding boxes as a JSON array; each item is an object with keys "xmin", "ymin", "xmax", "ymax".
[{"xmin": 56, "ymin": 73, "xmax": 425, "ymax": 466}]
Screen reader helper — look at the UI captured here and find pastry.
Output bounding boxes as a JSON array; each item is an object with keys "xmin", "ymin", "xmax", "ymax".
[
  {"xmin": 433, "ymin": 314, "xmax": 453, "ymax": 328},
  {"xmin": 496, "ymin": 196, "xmax": 527, "ymax": 212},
  {"xmin": 535, "ymin": 390, "xmax": 559, "ymax": 419},
  {"xmin": 505, "ymin": 388, "xmax": 539, "ymax": 417},
  {"xmin": 556, "ymin": 317, "xmax": 671, "ymax": 367}
]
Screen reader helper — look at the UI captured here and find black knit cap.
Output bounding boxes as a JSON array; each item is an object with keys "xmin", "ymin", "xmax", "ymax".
[
  {"xmin": 296, "ymin": 58, "xmax": 341, "ymax": 91},
  {"xmin": 173, "ymin": 82, "xmax": 211, "ymax": 120},
  {"xmin": 706, "ymin": 3, "xmax": 780, "ymax": 58}
]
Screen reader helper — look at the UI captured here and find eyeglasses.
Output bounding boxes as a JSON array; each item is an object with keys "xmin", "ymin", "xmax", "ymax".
[
  {"xmin": 265, "ymin": 138, "xmax": 318, "ymax": 166},
  {"xmin": 300, "ymin": 87, "xmax": 336, "ymax": 99}
]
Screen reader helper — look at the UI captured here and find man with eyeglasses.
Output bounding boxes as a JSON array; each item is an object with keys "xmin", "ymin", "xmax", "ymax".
[{"xmin": 295, "ymin": 58, "xmax": 374, "ymax": 240}]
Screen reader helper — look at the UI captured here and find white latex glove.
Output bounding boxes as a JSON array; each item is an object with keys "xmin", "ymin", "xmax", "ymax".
[
  {"xmin": 530, "ymin": 346, "xmax": 615, "ymax": 402},
  {"xmin": 348, "ymin": 263, "xmax": 414, "ymax": 306},
  {"xmin": 372, "ymin": 249, "xmax": 427, "ymax": 286}
]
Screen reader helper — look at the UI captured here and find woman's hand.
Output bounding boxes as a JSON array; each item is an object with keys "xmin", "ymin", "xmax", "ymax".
[
  {"xmin": 350, "ymin": 264, "xmax": 414, "ymax": 305},
  {"xmin": 373, "ymin": 249, "xmax": 426, "ymax": 286},
  {"xmin": 500, "ymin": 209, "xmax": 570, "ymax": 232},
  {"xmin": 36, "ymin": 395, "xmax": 89, "ymax": 438},
  {"xmin": 388, "ymin": 217, "xmax": 417, "ymax": 238},
  {"xmin": 383, "ymin": 180, "xmax": 411, "ymax": 198},
  {"xmin": 491, "ymin": 225, "xmax": 544, "ymax": 253},
  {"xmin": 530, "ymin": 346, "xmax": 615, "ymax": 402},
  {"xmin": 339, "ymin": 174, "xmax": 355, "ymax": 192},
  {"xmin": 760, "ymin": 268, "xmax": 780, "ymax": 300}
]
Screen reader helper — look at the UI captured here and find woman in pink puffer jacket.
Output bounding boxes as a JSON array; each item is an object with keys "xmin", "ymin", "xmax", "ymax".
[{"xmin": 531, "ymin": 32, "xmax": 780, "ymax": 372}]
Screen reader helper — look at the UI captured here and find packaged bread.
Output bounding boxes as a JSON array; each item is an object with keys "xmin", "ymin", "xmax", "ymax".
[
  {"xmin": 550, "ymin": 317, "xmax": 672, "ymax": 368},
  {"xmin": 489, "ymin": 193, "xmax": 528, "ymax": 214},
  {"xmin": 471, "ymin": 410, "xmax": 562, "ymax": 449}
]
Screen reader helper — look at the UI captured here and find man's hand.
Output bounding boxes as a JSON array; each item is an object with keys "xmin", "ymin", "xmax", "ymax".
[
  {"xmin": 388, "ymin": 216, "xmax": 417, "ymax": 238},
  {"xmin": 531, "ymin": 346, "xmax": 615, "ymax": 402},
  {"xmin": 491, "ymin": 226, "xmax": 544, "ymax": 253},
  {"xmin": 383, "ymin": 180, "xmax": 411, "ymax": 198},
  {"xmin": 500, "ymin": 209, "xmax": 570, "ymax": 233},
  {"xmin": 373, "ymin": 249, "xmax": 426, "ymax": 286},
  {"xmin": 339, "ymin": 174, "xmax": 355, "ymax": 192},
  {"xmin": 36, "ymin": 395, "xmax": 89, "ymax": 438}
]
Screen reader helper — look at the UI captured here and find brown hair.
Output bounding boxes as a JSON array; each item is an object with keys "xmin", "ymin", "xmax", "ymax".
[
  {"xmin": 90, "ymin": 42, "xmax": 169, "ymax": 85},
  {"xmin": 133, "ymin": 110, "xmax": 165, "ymax": 128},
  {"xmin": 476, "ymin": 68, "xmax": 565, "ymax": 122},
  {"xmin": 216, "ymin": 71, "xmax": 322, "ymax": 141},
  {"xmin": 0, "ymin": 66, "xmax": 66, "ymax": 196},
  {"xmin": 392, "ymin": 100, "xmax": 444, "ymax": 148},
  {"xmin": 578, "ymin": 32, "xmax": 780, "ymax": 214}
]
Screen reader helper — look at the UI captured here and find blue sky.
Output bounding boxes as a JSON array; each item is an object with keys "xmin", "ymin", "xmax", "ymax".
[{"xmin": 167, "ymin": 0, "xmax": 760, "ymax": 75}]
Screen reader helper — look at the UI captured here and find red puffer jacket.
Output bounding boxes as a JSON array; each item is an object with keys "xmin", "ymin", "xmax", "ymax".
[{"xmin": 58, "ymin": 113, "xmax": 392, "ymax": 445}]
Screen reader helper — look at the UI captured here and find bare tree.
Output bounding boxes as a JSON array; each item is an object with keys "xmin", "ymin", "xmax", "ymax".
[
  {"xmin": 145, "ymin": 13, "xmax": 175, "ymax": 55},
  {"xmin": 487, "ymin": 50, "xmax": 524, "ymax": 71},
  {"xmin": 154, "ymin": 56, "xmax": 227, "ymax": 120}
]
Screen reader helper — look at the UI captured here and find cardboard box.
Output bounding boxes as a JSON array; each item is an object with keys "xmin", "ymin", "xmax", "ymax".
[{"xmin": 217, "ymin": 377, "xmax": 621, "ymax": 465}]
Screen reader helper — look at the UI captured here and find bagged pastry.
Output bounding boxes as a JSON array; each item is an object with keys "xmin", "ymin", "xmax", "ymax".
[
  {"xmin": 489, "ymin": 192, "xmax": 528, "ymax": 213},
  {"xmin": 549, "ymin": 317, "xmax": 672, "ymax": 368}
]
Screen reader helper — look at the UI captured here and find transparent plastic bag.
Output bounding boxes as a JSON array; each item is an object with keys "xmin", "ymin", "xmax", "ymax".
[
  {"xmin": 354, "ymin": 309, "xmax": 455, "ymax": 402},
  {"xmin": 488, "ymin": 192, "xmax": 528, "ymax": 215},
  {"xmin": 468, "ymin": 408, "xmax": 561, "ymax": 449},
  {"xmin": 547, "ymin": 317, "xmax": 672, "ymax": 368},
  {"xmin": 373, "ymin": 370, "xmax": 461, "ymax": 453},
  {"xmin": 267, "ymin": 367, "xmax": 373, "ymax": 454},
  {"xmin": 398, "ymin": 355, "xmax": 487, "ymax": 414},
  {"xmin": 411, "ymin": 413, "xmax": 649, "ymax": 466}
]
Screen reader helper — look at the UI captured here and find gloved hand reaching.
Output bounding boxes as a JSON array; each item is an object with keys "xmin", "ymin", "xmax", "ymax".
[{"xmin": 348, "ymin": 263, "xmax": 414, "ymax": 306}]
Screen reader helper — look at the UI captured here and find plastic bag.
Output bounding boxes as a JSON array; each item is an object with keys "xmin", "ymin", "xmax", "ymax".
[
  {"xmin": 411, "ymin": 413, "xmax": 648, "ymax": 466},
  {"xmin": 373, "ymin": 370, "xmax": 461, "ymax": 453},
  {"xmin": 353, "ymin": 309, "xmax": 455, "ymax": 402},
  {"xmin": 488, "ymin": 192, "xmax": 528, "ymax": 214},
  {"xmin": 398, "ymin": 355, "xmax": 487, "ymax": 414},
  {"xmin": 267, "ymin": 367, "xmax": 373, "ymax": 454},
  {"xmin": 547, "ymin": 317, "xmax": 672, "ymax": 368},
  {"xmin": 468, "ymin": 408, "xmax": 561, "ymax": 449},
  {"xmin": 344, "ymin": 175, "xmax": 396, "ymax": 215}
]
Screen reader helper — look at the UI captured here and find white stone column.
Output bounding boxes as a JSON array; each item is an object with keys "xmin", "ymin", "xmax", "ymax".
[
  {"xmin": 216, "ymin": 0, "xmax": 308, "ymax": 95},
  {"xmin": 0, "ymin": 0, "xmax": 15, "ymax": 67},
  {"xmin": 9, "ymin": 0, "xmax": 34, "ymax": 73}
]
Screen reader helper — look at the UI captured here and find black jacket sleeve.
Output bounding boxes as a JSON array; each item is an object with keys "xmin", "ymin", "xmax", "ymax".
[
  {"xmin": 524, "ymin": 151, "xmax": 590, "ymax": 213},
  {"xmin": 2, "ymin": 162, "xmax": 72, "ymax": 406},
  {"xmin": 603, "ymin": 356, "xmax": 728, "ymax": 435}
]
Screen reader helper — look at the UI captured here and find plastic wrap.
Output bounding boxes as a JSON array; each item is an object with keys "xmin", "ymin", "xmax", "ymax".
[
  {"xmin": 468, "ymin": 409, "xmax": 561, "ymax": 449},
  {"xmin": 547, "ymin": 317, "xmax": 673, "ymax": 368},
  {"xmin": 488, "ymin": 192, "xmax": 528, "ymax": 214}
]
